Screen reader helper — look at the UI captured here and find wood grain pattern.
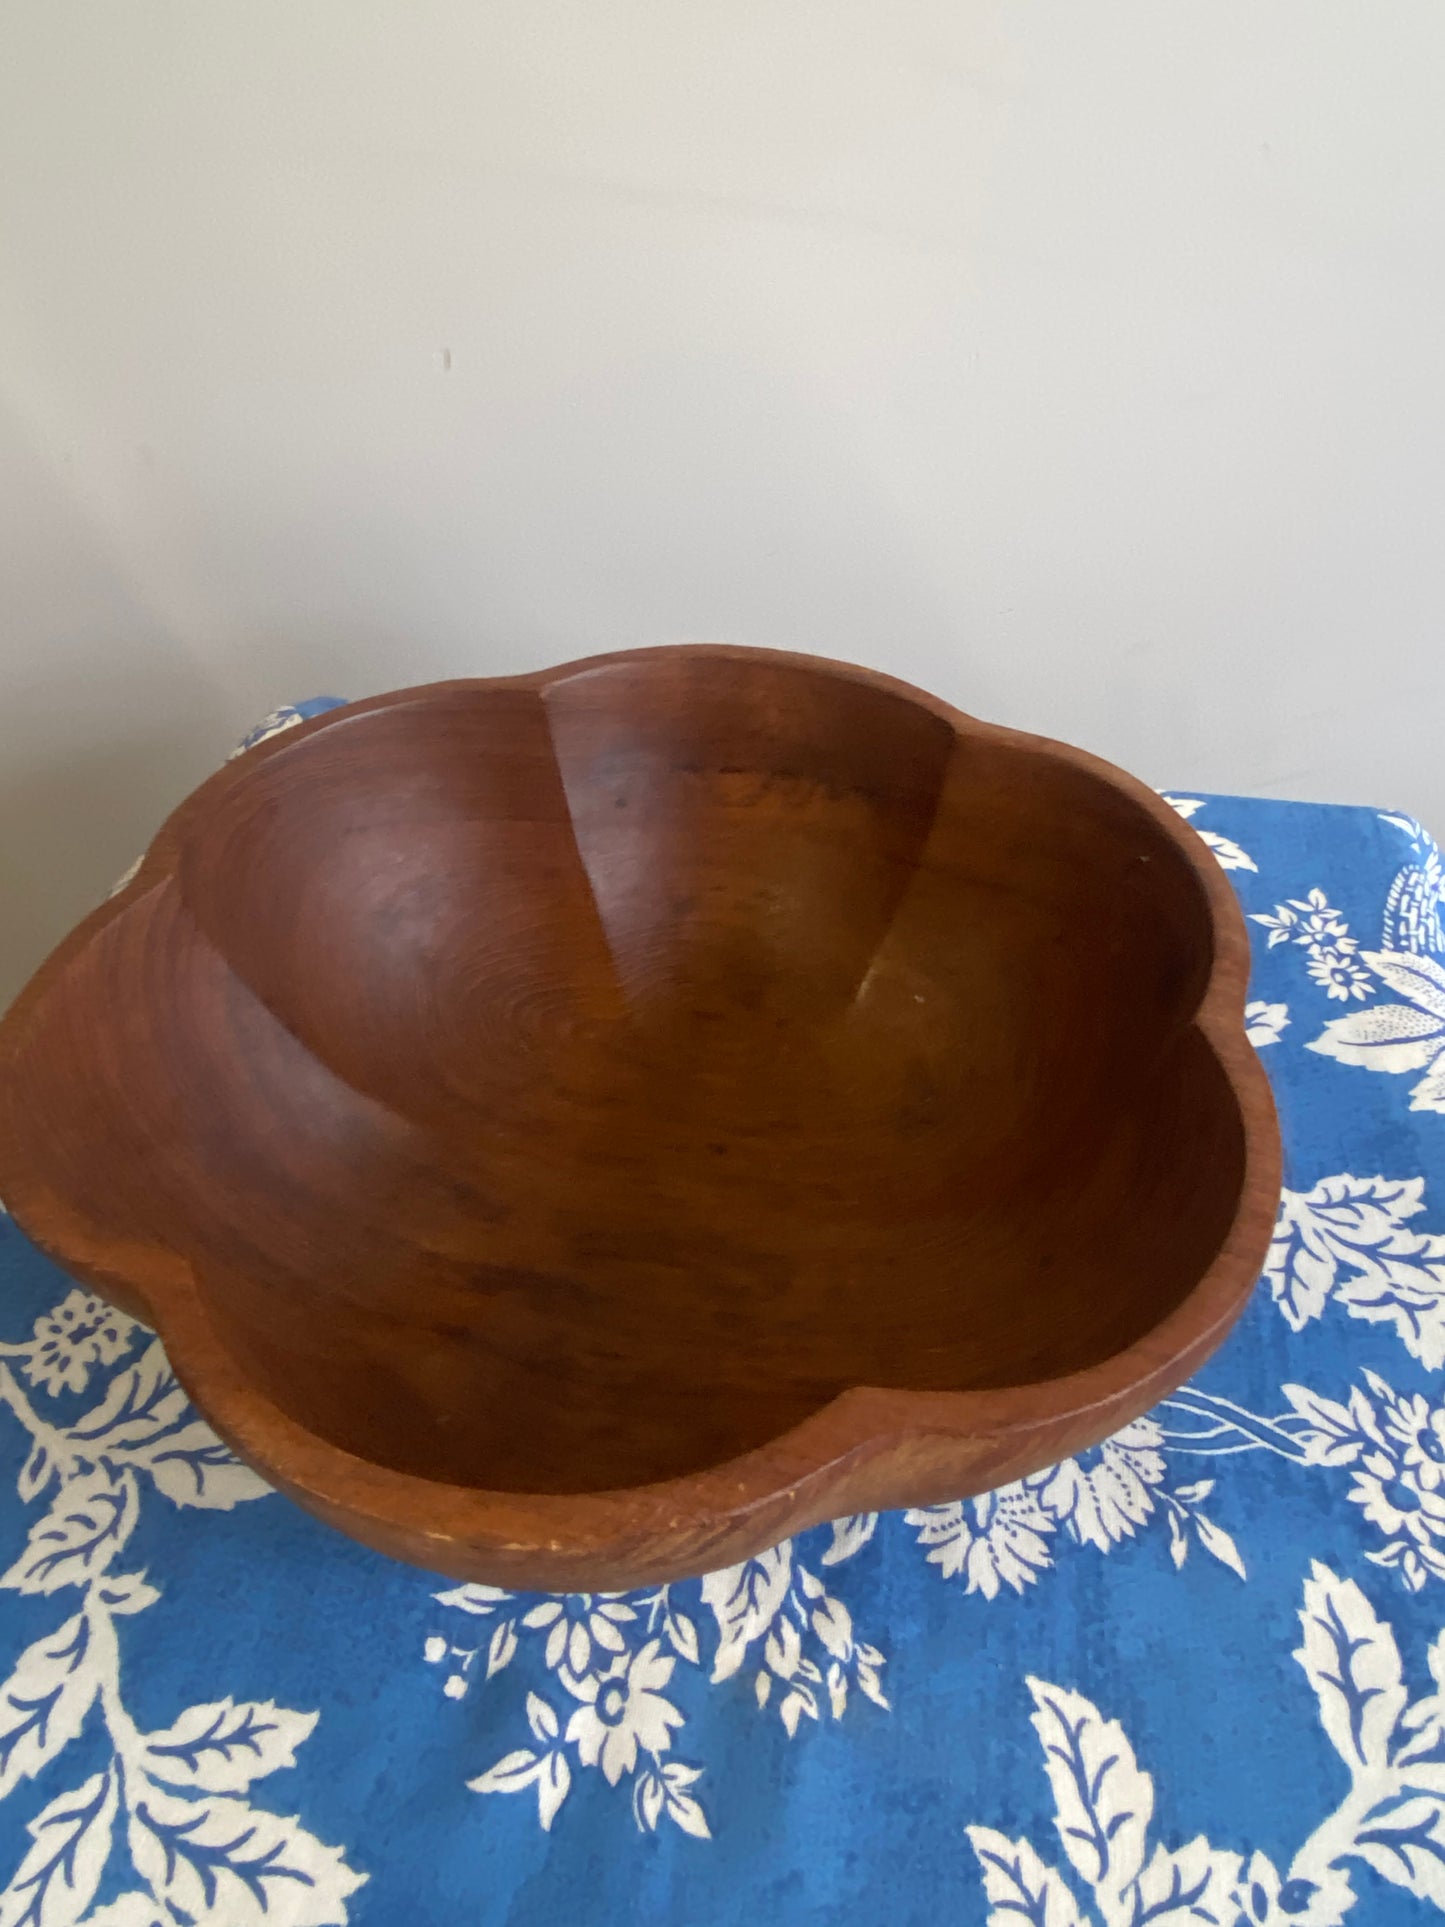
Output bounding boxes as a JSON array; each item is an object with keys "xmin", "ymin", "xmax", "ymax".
[{"xmin": 0, "ymin": 647, "xmax": 1280, "ymax": 1588}]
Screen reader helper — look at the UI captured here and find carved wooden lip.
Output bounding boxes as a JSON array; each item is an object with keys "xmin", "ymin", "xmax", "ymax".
[{"xmin": 0, "ymin": 647, "xmax": 1280, "ymax": 1589}]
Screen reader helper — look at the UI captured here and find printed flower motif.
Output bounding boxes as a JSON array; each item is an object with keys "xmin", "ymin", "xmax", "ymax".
[
  {"xmin": 520, "ymin": 1594, "xmax": 637, "ymax": 1677},
  {"xmin": 565, "ymin": 1641, "xmax": 684, "ymax": 1785},
  {"xmin": 447, "ymin": 1543, "xmax": 884, "ymax": 1835},
  {"xmin": 906, "ymin": 1483, "xmax": 1055, "ymax": 1597},
  {"xmin": 906, "ymin": 1412, "xmax": 1246, "ymax": 1595},
  {"xmin": 1284, "ymin": 1371, "xmax": 1445, "ymax": 1592},
  {"xmin": 1388, "ymin": 1396, "xmax": 1445, "ymax": 1490},
  {"xmin": 1343, "ymin": 1383, "xmax": 1445, "ymax": 1577},
  {"xmin": 1229, "ymin": 1849, "xmax": 1354, "ymax": 1927},
  {"xmin": 21, "ymin": 1290, "xmax": 134, "ymax": 1396},
  {"xmin": 1305, "ymin": 948, "xmax": 1373, "ymax": 1001},
  {"xmin": 1245, "ymin": 1001, "xmax": 1290, "ymax": 1047},
  {"xmin": 1350, "ymin": 1448, "xmax": 1445, "ymax": 1554},
  {"xmin": 1029, "ymin": 1417, "xmax": 1167, "ymax": 1550},
  {"xmin": 1309, "ymin": 950, "xmax": 1445, "ymax": 1112},
  {"xmin": 1252, "ymin": 890, "xmax": 1374, "ymax": 1004}
]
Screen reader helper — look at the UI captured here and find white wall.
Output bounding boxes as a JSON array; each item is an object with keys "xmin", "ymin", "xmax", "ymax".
[{"xmin": 2, "ymin": 2, "xmax": 1443, "ymax": 996}]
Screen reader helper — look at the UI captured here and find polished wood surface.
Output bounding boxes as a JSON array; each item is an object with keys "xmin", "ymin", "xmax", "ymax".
[{"xmin": 0, "ymin": 648, "xmax": 1280, "ymax": 1587}]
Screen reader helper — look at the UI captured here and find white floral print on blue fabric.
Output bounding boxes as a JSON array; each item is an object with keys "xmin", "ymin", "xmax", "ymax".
[
  {"xmin": 0, "ymin": 1296, "xmax": 364, "ymax": 1924},
  {"xmin": 1162, "ymin": 795, "xmax": 1259, "ymax": 872},
  {"xmin": 430, "ymin": 1538, "xmax": 887, "ymax": 1836},
  {"xmin": 10, "ymin": 726, "xmax": 1445, "ymax": 1918},
  {"xmin": 1256, "ymin": 813, "xmax": 1445, "ymax": 1112},
  {"xmin": 968, "ymin": 1564, "xmax": 1445, "ymax": 1926}
]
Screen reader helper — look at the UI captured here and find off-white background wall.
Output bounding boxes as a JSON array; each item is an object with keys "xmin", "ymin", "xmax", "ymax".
[{"xmin": 2, "ymin": 2, "xmax": 1443, "ymax": 997}]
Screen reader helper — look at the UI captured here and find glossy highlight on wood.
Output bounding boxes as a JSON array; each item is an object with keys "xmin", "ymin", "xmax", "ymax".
[{"xmin": 0, "ymin": 648, "xmax": 1280, "ymax": 1588}]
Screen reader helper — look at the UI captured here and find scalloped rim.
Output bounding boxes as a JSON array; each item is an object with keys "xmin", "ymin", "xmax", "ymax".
[{"xmin": 0, "ymin": 646, "xmax": 1280, "ymax": 1586}]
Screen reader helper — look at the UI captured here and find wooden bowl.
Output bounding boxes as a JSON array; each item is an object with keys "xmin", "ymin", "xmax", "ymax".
[{"xmin": 0, "ymin": 648, "xmax": 1279, "ymax": 1588}]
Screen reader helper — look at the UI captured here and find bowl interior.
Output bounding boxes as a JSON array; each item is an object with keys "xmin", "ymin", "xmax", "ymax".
[{"xmin": 17, "ymin": 657, "xmax": 1243, "ymax": 1493}]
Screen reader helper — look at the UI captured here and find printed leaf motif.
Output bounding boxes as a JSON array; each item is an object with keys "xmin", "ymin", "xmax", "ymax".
[
  {"xmin": 764, "ymin": 1617, "xmax": 801, "ymax": 1680},
  {"xmin": 1309, "ymin": 1004, "xmax": 1445, "ymax": 1074},
  {"xmin": 92, "ymin": 1574, "xmax": 159, "ymax": 1619},
  {"xmin": 0, "ymin": 1612, "xmax": 98, "ymax": 1799},
  {"xmin": 467, "ymin": 1748, "xmax": 571, "ymax": 1832},
  {"xmin": 1245, "ymin": 1001, "xmax": 1290, "ymax": 1047},
  {"xmin": 1410, "ymin": 1058, "xmax": 1445, "ymax": 1113},
  {"xmin": 1349, "ymin": 1791, "xmax": 1445, "ymax": 1906},
  {"xmin": 1160, "ymin": 798, "xmax": 1256, "ymax": 871},
  {"xmin": 486, "ymin": 1620, "xmax": 517, "ymax": 1679},
  {"xmin": 1166, "ymin": 1509, "xmax": 1188, "ymax": 1570},
  {"xmin": 1027, "ymin": 1679, "xmax": 1151, "ymax": 1903},
  {"xmin": 659, "ymin": 1762, "xmax": 710, "ymax": 1840},
  {"xmin": 525, "ymin": 1694, "xmax": 559, "ymax": 1745},
  {"xmin": 1268, "ymin": 1231, "xmax": 1336, "ymax": 1331},
  {"xmin": 1265, "ymin": 1175, "xmax": 1445, "ymax": 1364},
  {"xmin": 1130, "ymin": 1838, "xmax": 1242, "ymax": 1924},
  {"xmin": 69, "ymin": 1343, "xmax": 266, "ymax": 1509},
  {"xmin": 662, "ymin": 1606, "xmax": 700, "ymax": 1666},
  {"xmin": 1198, "ymin": 829, "xmax": 1257, "ymax": 873},
  {"xmin": 966, "ymin": 1826, "xmax": 1089, "ymax": 1927},
  {"xmin": 66, "ymin": 1345, "xmax": 180, "ymax": 1456},
  {"xmin": 77, "ymin": 1896, "xmax": 167, "ymax": 1926},
  {"xmin": 128, "ymin": 1782, "xmax": 364, "ymax": 1927},
  {"xmin": 0, "ymin": 1767, "xmax": 116, "ymax": 1927},
  {"xmin": 128, "ymin": 1426, "xmax": 268, "ymax": 1510},
  {"xmin": 811, "ymin": 1598, "xmax": 853, "ymax": 1662},
  {"xmin": 1281, "ymin": 1384, "xmax": 1377, "ymax": 1466},
  {"xmin": 17, "ymin": 1442, "xmax": 58, "ymax": 1508},
  {"xmin": 701, "ymin": 1546, "xmax": 793, "ymax": 1682},
  {"xmin": 1307, "ymin": 949, "xmax": 1445, "ymax": 1110},
  {"xmin": 1295, "ymin": 1563, "xmax": 1405, "ymax": 1771},
  {"xmin": 535, "ymin": 1752, "xmax": 570, "ymax": 1832},
  {"xmin": 1367, "ymin": 950, "xmax": 1445, "ymax": 1022},
  {"xmin": 821, "ymin": 1515, "xmax": 878, "ymax": 1567},
  {"xmin": 632, "ymin": 1767, "xmax": 666, "ymax": 1833},
  {"xmin": 1394, "ymin": 1629, "xmax": 1445, "ymax": 1764},
  {"xmin": 431, "ymin": 1584, "xmax": 512, "ymax": 1616},
  {"xmin": 965, "ymin": 1569, "xmax": 1445, "ymax": 1927},
  {"xmin": 778, "ymin": 1685, "xmax": 817, "ymax": 1739},
  {"xmin": 1, "ymin": 1471, "xmax": 137, "ymax": 1596},
  {"xmin": 468, "ymin": 1749, "xmax": 542, "ymax": 1795},
  {"xmin": 1193, "ymin": 1514, "xmax": 1248, "ymax": 1580},
  {"xmin": 78, "ymin": 1896, "xmax": 168, "ymax": 1926},
  {"xmin": 856, "ymin": 1644, "xmax": 889, "ymax": 1711},
  {"xmin": 141, "ymin": 1699, "xmax": 318, "ymax": 1794}
]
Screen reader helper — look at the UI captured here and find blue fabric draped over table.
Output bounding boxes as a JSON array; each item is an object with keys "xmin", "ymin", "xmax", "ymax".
[{"xmin": 2, "ymin": 699, "xmax": 1445, "ymax": 1926}]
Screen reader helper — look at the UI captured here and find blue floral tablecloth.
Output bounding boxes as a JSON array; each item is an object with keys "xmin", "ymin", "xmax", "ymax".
[{"xmin": 3, "ymin": 701, "xmax": 1445, "ymax": 1926}]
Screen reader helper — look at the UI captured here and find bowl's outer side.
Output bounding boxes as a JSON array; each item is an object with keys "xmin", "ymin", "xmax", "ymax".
[{"xmin": 0, "ymin": 646, "xmax": 1281, "ymax": 1590}]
